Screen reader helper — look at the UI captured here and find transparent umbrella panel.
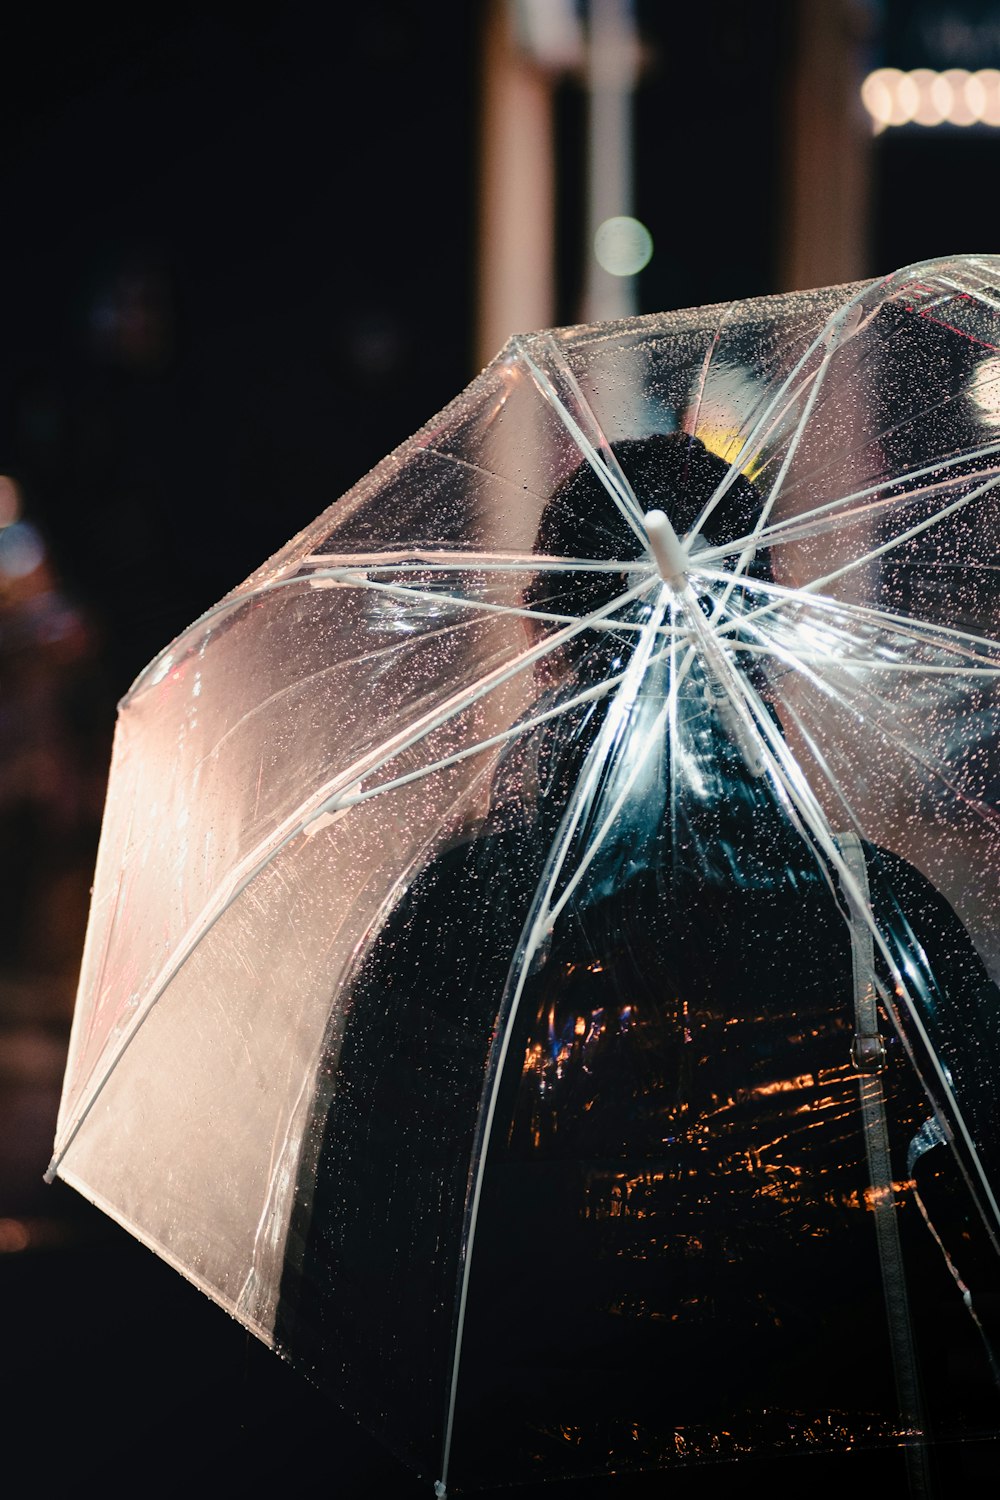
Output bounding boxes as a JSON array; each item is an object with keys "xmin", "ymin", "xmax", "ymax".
[{"xmin": 50, "ymin": 257, "xmax": 1000, "ymax": 1491}]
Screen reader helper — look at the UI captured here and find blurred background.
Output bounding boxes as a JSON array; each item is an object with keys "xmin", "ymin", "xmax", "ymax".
[{"xmin": 2, "ymin": 0, "xmax": 1000, "ymax": 1490}]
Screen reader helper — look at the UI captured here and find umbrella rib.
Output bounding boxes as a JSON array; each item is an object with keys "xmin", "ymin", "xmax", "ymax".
[
  {"xmin": 772, "ymin": 693, "xmax": 860, "ymax": 825},
  {"xmin": 515, "ymin": 336, "xmax": 648, "ymax": 545},
  {"xmin": 735, "ymin": 602, "xmax": 983, "ymax": 764},
  {"xmin": 688, "ymin": 361, "xmax": 821, "ymax": 538},
  {"xmin": 690, "ymin": 356, "xmax": 821, "ymax": 529},
  {"xmin": 694, "ymin": 264, "xmax": 991, "ymax": 534},
  {"xmin": 763, "ymin": 260, "xmax": 1000, "ymax": 506},
  {"xmin": 307, "ymin": 564, "xmax": 650, "ymax": 630},
  {"xmin": 268, "ymin": 573, "xmax": 653, "ymax": 823},
  {"xmin": 547, "ymin": 592, "xmax": 791, "ymax": 934},
  {"xmin": 851, "ymin": 688, "xmax": 996, "ymax": 813},
  {"xmin": 702, "ymin": 335, "xmax": 840, "ymax": 631},
  {"xmin": 439, "ymin": 588, "xmax": 671, "ymax": 1489},
  {"xmin": 677, "ymin": 307, "xmax": 884, "ymax": 709},
  {"xmin": 731, "ymin": 478, "xmax": 1000, "ymax": 558},
  {"xmin": 690, "ymin": 289, "xmax": 871, "ymax": 538},
  {"xmin": 744, "ymin": 657, "xmax": 1000, "ymax": 1247},
  {"xmin": 700, "ymin": 576, "xmax": 1000, "ymax": 678},
  {"xmin": 140, "ymin": 588, "xmax": 654, "ymax": 808},
  {"xmin": 179, "ymin": 617, "xmax": 487, "ymax": 781},
  {"xmin": 802, "ymin": 467, "xmax": 1000, "ymax": 597},
  {"xmin": 698, "ymin": 443, "xmax": 1000, "ymax": 561},
  {"xmin": 754, "ymin": 298, "xmax": 956, "ymax": 506},
  {"xmin": 543, "ymin": 695, "xmax": 672, "ymax": 932},
  {"xmin": 936, "ymin": 269, "xmax": 1000, "ymax": 314},
  {"xmin": 779, "ymin": 282, "xmax": 1000, "ymax": 498},
  {"xmin": 727, "ymin": 641, "xmax": 1000, "ymax": 1239},
  {"xmin": 683, "ymin": 304, "xmax": 735, "ymax": 437},
  {"xmin": 668, "ymin": 596, "xmax": 682, "ymax": 861},
  {"xmin": 542, "ymin": 595, "xmax": 698, "ymax": 935},
  {"xmin": 763, "ymin": 653, "xmax": 1000, "ymax": 678},
  {"xmin": 697, "ymin": 565, "xmax": 1000, "ymax": 668},
  {"xmin": 305, "ymin": 565, "xmax": 659, "ymax": 638},
  {"xmin": 331, "ymin": 670, "xmax": 631, "ymax": 813},
  {"xmin": 124, "ymin": 549, "xmax": 639, "ymax": 705},
  {"xmin": 235, "ymin": 749, "xmax": 510, "ymax": 1333},
  {"xmin": 302, "ymin": 551, "xmax": 643, "ymax": 574},
  {"xmin": 773, "ymin": 631, "xmax": 1000, "ymax": 818}
]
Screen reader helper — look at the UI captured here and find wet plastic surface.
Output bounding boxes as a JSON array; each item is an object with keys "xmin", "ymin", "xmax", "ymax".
[{"xmin": 50, "ymin": 256, "xmax": 1000, "ymax": 1492}]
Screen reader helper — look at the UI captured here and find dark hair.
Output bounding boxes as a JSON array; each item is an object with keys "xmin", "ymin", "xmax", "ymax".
[{"xmin": 527, "ymin": 429, "xmax": 772, "ymax": 627}]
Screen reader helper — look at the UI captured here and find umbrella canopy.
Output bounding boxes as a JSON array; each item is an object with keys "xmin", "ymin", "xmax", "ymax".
[{"xmin": 50, "ymin": 255, "xmax": 1000, "ymax": 1494}]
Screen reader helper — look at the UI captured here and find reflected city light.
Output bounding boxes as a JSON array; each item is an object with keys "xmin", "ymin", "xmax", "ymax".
[
  {"xmin": 0, "ymin": 520, "xmax": 45, "ymax": 580},
  {"xmin": 0, "ymin": 1217, "xmax": 30, "ymax": 1253},
  {"xmin": 861, "ymin": 66, "xmax": 1000, "ymax": 131}
]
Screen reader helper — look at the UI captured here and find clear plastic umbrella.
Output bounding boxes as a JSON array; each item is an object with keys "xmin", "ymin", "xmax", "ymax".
[{"xmin": 49, "ymin": 255, "xmax": 1000, "ymax": 1494}]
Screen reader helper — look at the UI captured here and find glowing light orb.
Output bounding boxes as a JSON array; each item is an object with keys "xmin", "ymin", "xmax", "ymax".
[{"xmin": 593, "ymin": 216, "xmax": 653, "ymax": 277}]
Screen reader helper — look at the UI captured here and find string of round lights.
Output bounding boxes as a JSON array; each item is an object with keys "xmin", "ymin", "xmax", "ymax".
[{"xmin": 862, "ymin": 67, "xmax": 1000, "ymax": 130}]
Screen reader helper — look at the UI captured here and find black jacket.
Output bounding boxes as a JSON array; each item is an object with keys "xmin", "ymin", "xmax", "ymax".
[{"xmin": 275, "ymin": 682, "xmax": 1000, "ymax": 1492}]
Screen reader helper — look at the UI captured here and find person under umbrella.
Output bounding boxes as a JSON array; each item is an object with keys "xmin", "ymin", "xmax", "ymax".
[{"xmin": 277, "ymin": 429, "xmax": 1000, "ymax": 1495}]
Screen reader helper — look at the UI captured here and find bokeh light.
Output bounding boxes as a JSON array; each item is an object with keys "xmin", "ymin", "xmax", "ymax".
[
  {"xmin": 862, "ymin": 66, "xmax": 1000, "ymax": 130},
  {"xmin": 593, "ymin": 215, "xmax": 654, "ymax": 277},
  {"xmin": 0, "ymin": 1218, "xmax": 30, "ymax": 1253},
  {"xmin": 0, "ymin": 475, "xmax": 23, "ymax": 528},
  {"xmin": 0, "ymin": 520, "xmax": 45, "ymax": 580}
]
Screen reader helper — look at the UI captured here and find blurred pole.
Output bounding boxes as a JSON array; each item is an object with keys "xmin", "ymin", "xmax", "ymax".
[
  {"xmin": 476, "ymin": 1, "xmax": 577, "ymax": 368},
  {"xmin": 580, "ymin": 0, "xmax": 641, "ymax": 322},
  {"xmin": 779, "ymin": 0, "xmax": 873, "ymax": 291}
]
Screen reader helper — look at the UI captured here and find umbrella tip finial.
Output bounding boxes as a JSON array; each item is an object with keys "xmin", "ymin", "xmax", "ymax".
[{"xmin": 643, "ymin": 508, "xmax": 687, "ymax": 590}]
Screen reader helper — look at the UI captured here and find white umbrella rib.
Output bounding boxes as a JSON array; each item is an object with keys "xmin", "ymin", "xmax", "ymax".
[
  {"xmin": 691, "ymin": 287, "xmax": 874, "ymax": 535},
  {"xmin": 757, "ymin": 302, "xmax": 969, "ymax": 506},
  {"xmin": 179, "ymin": 617, "xmax": 485, "ymax": 781},
  {"xmin": 127, "ymin": 553, "xmax": 647, "ymax": 705},
  {"xmin": 698, "ymin": 565, "xmax": 1000, "ymax": 669},
  {"xmin": 437, "ymin": 587, "xmax": 672, "ymax": 1490},
  {"xmin": 514, "ymin": 336, "xmax": 648, "ymax": 545},
  {"xmin": 303, "ymin": 552, "xmax": 643, "ymax": 574},
  {"xmin": 733, "ymin": 604, "xmax": 997, "ymax": 787},
  {"xmin": 683, "ymin": 304, "xmax": 734, "ymax": 436},
  {"xmin": 801, "ymin": 468, "xmax": 1000, "ymax": 598},
  {"xmin": 330, "ymin": 669, "xmax": 633, "ymax": 815},
  {"xmin": 699, "ymin": 443, "xmax": 1000, "ymax": 561},
  {"xmin": 305, "ymin": 566, "xmax": 655, "ymax": 638},
  {"xmin": 724, "ymin": 657, "xmax": 1000, "ymax": 1241},
  {"xmin": 775, "ymin": 665, "xmax": 1000, "ymax": 831},
  {"xmin": 702, "ymin": 334, "xmax": 839, "ymax": 630},
  {"xmin": 705, "ymin": 580, "xmax": 1000, "ymax": 681}
]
